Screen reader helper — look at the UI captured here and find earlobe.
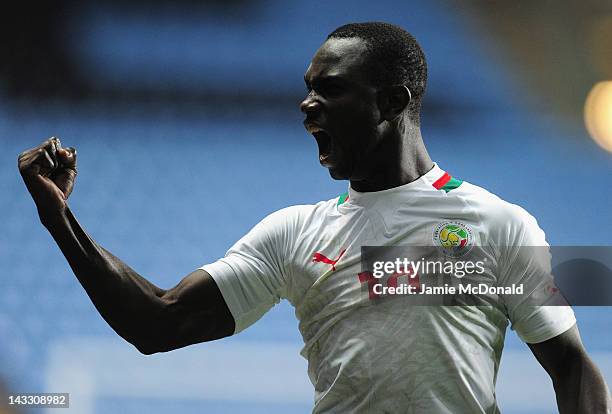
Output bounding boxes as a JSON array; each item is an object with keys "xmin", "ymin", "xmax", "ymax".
[
  {"xmin": 403, "ymin": 85, "xmax": 412, "ymax": 104},
  {"xmin": 380, "ymin": 85, "xmax": 412, "ymax": 121}
]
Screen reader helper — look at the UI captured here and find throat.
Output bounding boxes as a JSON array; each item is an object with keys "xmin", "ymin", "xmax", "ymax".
[{"xmin": 350, "ymin": 148, "xmax": 433, "ymax": 192}]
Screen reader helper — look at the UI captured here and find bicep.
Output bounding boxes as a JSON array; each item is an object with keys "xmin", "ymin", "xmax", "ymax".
[{"xmin": 159, "ymin": 269, "xmax": 235, "ymax": 351}]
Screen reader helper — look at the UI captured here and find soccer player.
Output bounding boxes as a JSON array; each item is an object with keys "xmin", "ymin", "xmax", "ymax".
[{"xmin": 18, "ymin": 22, "xmax": 609, "ymax": 413}]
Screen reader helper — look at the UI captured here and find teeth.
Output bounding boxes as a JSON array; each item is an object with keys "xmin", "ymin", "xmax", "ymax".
[{"xmin": 308, "ymin": 125, "xmax": 324, "ymax": 134}]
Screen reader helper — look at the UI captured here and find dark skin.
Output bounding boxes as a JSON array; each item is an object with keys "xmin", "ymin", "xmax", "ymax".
[
  {"xmin": 17, "ymin": 138, "xmax": 235, "ymax": 354},
  {"xmin": 19, "ymin": 37, "xmax": 610, "ymax": 411},
  {"xmin": 301, "ymin": 37, "xmax": 433, "ymax": 190}
]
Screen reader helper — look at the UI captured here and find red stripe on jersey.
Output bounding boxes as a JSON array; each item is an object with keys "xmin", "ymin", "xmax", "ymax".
[{"xmin": 432, "ymin": 172, "xmax": 451, "ymax": 189}]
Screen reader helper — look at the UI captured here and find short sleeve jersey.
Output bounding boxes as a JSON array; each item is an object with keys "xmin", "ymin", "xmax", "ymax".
[{"xmin": 201, "ymin": 163, "xmax": 575, "ymax": 414}]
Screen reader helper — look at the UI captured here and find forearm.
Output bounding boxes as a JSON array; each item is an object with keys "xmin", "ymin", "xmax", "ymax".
[
  {"xmin": 554, "ymin": 354, "xmax": 611, "ymax": 413},
  {"xmin": 42, "ymin": 206, "xmax": 167, "ymax": 352}
]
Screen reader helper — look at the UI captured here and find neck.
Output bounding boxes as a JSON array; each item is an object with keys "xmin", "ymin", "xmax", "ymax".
[{"xmin": 349, "ymin": 117, "xmax": 433, "ymax": 192}]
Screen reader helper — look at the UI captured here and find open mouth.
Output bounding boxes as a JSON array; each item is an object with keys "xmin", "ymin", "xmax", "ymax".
[{"xmin": 312, "ymin": 130, "xmax": 333, "ymax": 164}]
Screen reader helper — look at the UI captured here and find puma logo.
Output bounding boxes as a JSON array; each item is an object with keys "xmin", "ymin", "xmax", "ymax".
[{"xmin": 312, "ymin": 248, "xmax": 346, "ymax": 271}]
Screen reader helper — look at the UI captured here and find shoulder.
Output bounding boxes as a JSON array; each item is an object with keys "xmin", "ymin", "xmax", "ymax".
[
  {"xmin": 250, "ymin": 195, "xmax": 343, "ymax": 240},
  {"xmin": 454, "ymin": 181, "xmax": 546, "ymax": 246},
  {"xmin": 262, "ymin": 196, "xmax": 339, "ymax": 224}
]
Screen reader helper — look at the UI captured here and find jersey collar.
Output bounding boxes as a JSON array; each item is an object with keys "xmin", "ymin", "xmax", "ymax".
[{"xmin": 347, "ymin": 163, "xmax": 446, "ymax": 204}]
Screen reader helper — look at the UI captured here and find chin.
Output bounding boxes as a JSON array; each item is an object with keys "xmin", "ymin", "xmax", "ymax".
[{"xmin": 327, "ymin": 165, "xmax": 351, "ymax": 181}]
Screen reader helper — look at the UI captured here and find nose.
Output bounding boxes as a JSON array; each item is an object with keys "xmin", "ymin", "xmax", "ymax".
[{"xmin": 300, "ymin": 91, "xmax": 320, "ymax": 114}]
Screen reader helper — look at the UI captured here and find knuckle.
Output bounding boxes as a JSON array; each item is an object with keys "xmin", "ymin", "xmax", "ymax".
[
  {"xmin": 18, "ymin": 161, "xmax": 33, "ymax": 175},
  {"xmin": 42, "ymin": 138, "xmax": 57, "ymax": 151},
  {"xmin": 18, "ymin": 156, "xmax": 31, "ymax": 170},
  {"xmin": 18, "ymin": 147, "xmax": 35, "ymax": 160}
]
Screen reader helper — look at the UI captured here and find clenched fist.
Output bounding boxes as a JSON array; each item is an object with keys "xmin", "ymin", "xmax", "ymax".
[{"xmin": 18, "ymin": 137, "xmax": 77, "ymax": 224}]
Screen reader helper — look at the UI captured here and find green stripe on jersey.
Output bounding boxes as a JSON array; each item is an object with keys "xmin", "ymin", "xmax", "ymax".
[
  {"xmin": 441, "ymin": 177, "xmax": 463, "ymax": 192},
  {"xmin": 337, "ymin": 192, "xmax": 349, "ymax": 206}
]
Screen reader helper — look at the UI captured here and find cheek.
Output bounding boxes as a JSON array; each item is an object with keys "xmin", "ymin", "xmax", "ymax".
[
  {"xmin": 329, "ymin": 99, "xmax": 379, "ymax": 152},
  {"xmin": 340, "ymin": 105, "xmax": 377, "ymax": 135}
]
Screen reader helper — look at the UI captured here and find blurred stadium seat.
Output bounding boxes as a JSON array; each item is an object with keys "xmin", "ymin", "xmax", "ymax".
[{"xmin": 1, "ymin": 1, "xmax": 610, "ymax": 413}]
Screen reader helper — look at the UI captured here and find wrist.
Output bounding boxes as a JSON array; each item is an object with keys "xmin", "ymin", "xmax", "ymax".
[{"xmin": 38, "ymin": 204, "xmax": 68, "ymax": 230}]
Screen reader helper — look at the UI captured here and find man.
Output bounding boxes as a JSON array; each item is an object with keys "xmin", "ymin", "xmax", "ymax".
[{"xmin": 18, "ymin": 22, "xmax": 609, "ymax": 413}]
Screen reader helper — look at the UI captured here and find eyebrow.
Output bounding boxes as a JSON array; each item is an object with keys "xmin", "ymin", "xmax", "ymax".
[{"xmin": 304, "ymin": 75, "xmax": 347, "ymax": 85}]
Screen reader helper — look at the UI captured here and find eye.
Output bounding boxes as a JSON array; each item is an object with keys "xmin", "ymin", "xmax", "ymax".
[
  {"xmin": 304, "ymin": 80, "xmax": 344, "ymax": 98},
  {"xmin": 325, "ymin": 84, "xmax": 343, "ymax": 96},
  {"xmin": 317, "ymin": 80, "xmax": 345, "ymax": 98}
]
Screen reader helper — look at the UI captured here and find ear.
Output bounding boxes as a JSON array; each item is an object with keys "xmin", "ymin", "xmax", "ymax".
[{"xmin": 378, "ymin": 85, "xmax": 412, "ymax": 122}]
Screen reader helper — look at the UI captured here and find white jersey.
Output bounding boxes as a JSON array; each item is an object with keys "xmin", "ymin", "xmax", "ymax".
[{"xmin": 201, "ymin": 163, "xmax": 575, "ymax": 413}]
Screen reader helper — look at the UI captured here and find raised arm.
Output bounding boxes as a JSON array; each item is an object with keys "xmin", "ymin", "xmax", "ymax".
[
  {"xmin": 528, "ymin": 324, "xmax": 611, "ymax": 413},
  {"xmin": 18, "ymin": 137, "xmax": 235, "ymax": 354}
]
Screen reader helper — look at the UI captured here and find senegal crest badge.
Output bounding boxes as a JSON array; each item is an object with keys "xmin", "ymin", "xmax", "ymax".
[{"xmin": 433, "ymin": 221, "xmax": 474, "ymax": 257}]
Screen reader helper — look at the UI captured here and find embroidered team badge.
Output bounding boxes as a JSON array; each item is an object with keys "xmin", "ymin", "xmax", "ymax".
[{"xmin": 433, "ymin": 221, "xmax": 474, "ymax": 257}]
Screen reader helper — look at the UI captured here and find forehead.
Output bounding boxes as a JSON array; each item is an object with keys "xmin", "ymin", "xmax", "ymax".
[{"xmin": 304, "ymin": 37, "xmax": 371, "ymax": 83}]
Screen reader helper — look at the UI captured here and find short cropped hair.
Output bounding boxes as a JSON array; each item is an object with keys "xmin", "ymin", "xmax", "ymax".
[{"xmin": 327, "ymin": 22, "xmax": 427, "ymax": 124}]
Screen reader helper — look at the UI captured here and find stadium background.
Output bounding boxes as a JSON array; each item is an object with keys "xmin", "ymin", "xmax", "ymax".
[{"xmin": 1, "ymin": 1, "xmax": 611, "ymax": 413}]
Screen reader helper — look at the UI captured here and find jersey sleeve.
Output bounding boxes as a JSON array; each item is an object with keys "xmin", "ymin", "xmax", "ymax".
[
  {"xmin": 496, "ymin": 205, "xmax": 576, "ymax": 344},
  {"xmin": 200, "ymin": 206, "xmax": 301, "ymax": 334}
]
